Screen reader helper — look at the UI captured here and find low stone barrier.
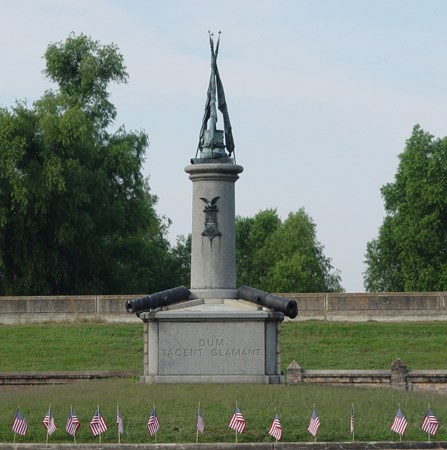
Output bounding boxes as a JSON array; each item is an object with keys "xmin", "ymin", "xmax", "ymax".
[
  {"xmin": 1, "ymin": 292, "xmax": 447, "ymax": 324},
  {"xmin": 286, "ymin": 359, "xmax": 447, "ymax": 392},
  {"xmin": 0, "ymin": 370, "xmax": 138, "ymax": 386},
  {"xmin": 280, "ymin": 292, "xmax": 447, "ymax": 322},
  {"xmin": 0, "ymin": 295, "xmax": 140, "ymax": 324}
]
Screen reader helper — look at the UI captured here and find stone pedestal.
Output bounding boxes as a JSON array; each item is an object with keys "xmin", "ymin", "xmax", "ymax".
[
  {"xmin": 185, "ymin": 160, "xmax": 243, "ymax": 299},
  {"xmin": 140, "ymin": 299, "xmax": 283, "ymax": 384}
]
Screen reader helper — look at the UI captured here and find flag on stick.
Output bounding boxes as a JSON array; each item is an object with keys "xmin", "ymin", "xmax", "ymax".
[
  {"xmin": 308, "ymin": 408, "xmax": 320, "ymax": 437},
  {"xmin": 116, "ymin": 406, "xmax": 124, "ymax": 435},
  {"xmin": 268, "ymin": 413, "xmax": 282, "ymax": 441},
  {"xmin": 116, "ymin": 404, "xmax": 123, "ymax": 444},
  {"xmin": 350, "ymin": 404, "xmax": 355, "ymax": 438},
  {"xmin": 421, "ymin": 408, "xmax": 439, "ymax": 436},
  {"xmin": 43, "ymin": 406, "xmax": 57, "ymax": 436},
  {"xmin": 197, "ymin": 407, "xmax": 205, "ymax": 433},
  {"xmin": 12, "ymin": 409, "xmax": 28, "ymax": 436},
  {"xmin": 90, "ymin": 407, "xmax": 108, "ymax": 436},
  {"xmin": 391, "ymin": 407, "xmax": 408, "ymax": 436},
  {"xmin": 229, "ymin": 406, "xmax": 246, "ymax": 433},
  {"xmin": 148, "ymin": 407, "xmax": 160, "ymax": 436},
  {"xmin": 65, "ymin": 408, "xmax": 80, "ymax": 437}
]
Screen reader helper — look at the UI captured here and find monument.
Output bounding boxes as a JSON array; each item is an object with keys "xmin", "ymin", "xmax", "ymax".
[{"xmin": 126, "ymin": 32, "xmax": 297, "ymax": 384}]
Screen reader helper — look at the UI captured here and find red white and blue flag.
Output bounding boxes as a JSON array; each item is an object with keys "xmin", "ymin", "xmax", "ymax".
[
  {"xmin": 421, "ymin": 409, "xmax": 439, "ymax": 436},
  {"xmin": 268, "ymin": 413, "xmax": 282, "ymax": 441},
  {"xmin": 65, "ymin": 409, "xmax": 80, "ymax": 436},
  {"xmin": 90, "ymin": 408, "xmax": 108, "ymax": 436},
  {"xmin": 12, "ymin": 410, "xmax": 28, "ymax": 436},
  {"xmin": 116, "ymin": 409, "xmax": 124, "ymax": 435},
  {"xmin": 229, "ymin": 406, "xmax": 246, "ymax": 433},
  {"xmin": 308, "ymin": 409, "xmax": 320, "ymax": 437},
  {"xmin": 197, "ymin": 407, "xmax": 205, "ymax": 433},
  {"xmin": 350, "ymin": 405, "xmax": 355, "ymax": 434},
  {"xmin": 43, "ymin": 407, "xmax": 57, "ymax": 435},
  {"xmin": 147, "ymin": 408, "xmax": 160, "ymax": 436},
  {"xmin": 391, "ymin": 407, "xmax": 408, "ymax": 436}
]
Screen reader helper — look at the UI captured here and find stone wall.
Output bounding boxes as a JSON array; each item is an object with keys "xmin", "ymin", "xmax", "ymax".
[
  {"xmin": 0, "ymin": 295, "xmax": 140, "ymax": 324},
  {"xmin": 286, "ymin": 359, "xmax": 447, "ymax": 393},
  {"xmin": 280, "ymin": 292, "xmax": 447, "ymax": 322},
  {"xmin": 1, "ymin": 292, "xmax": 447, "ymax": 324}
]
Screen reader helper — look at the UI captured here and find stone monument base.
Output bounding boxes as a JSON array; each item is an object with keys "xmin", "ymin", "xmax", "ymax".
[{"xmin": 139, "ymin": 298, "xmax": 283, "ymax": 384}]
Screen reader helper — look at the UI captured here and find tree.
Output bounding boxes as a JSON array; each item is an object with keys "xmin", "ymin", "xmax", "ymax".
[
  {"xmin": 167, "ymin": 234, "xmax": 191, "ymax": 288},
  {"xmin": 235, "ymin": 208, "xmax": 343, "ymax": 292},
  {"xmin": 364, "ymin": 125, "xmax": 447, "ymax": 291},
  {"xmin": 0, "ymin": 33, "xmax": 180, "ymax": 295}
]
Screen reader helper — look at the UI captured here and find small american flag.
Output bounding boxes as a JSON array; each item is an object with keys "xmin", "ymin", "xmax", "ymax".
[
  {"xmin": 391, "ymin": 407, "xmax": 408, "ymax": 436},
  {"xmin": 421, "ymin": 409, "xmax": 439, "ymax": 436},
  {"xmin": 350, "ymin": 405, "xmax": 355, "ymax": 434},
  {"xmin": 116, "ymin": 410, "xmax": 124, "ymax": 434},
  {"xmin": 65, "ymin": 410, "xmax": 80, "ymax": 436},
  {"xmin": 43, "ymin": 408, "xmax": 57, "ymax": 435},
  {"xmin": 229, "ymin": 406, "xmax": 246, "ymax": 433},
  {"xmin": 197, "ymin": 407, "xmax": 205, "ymax": 433},
  {"xmin": 147, "ymin": 408, "xmax": 160, "ymax": 436},
  {"xmin": 307, "ymin": 409, "xmax": 320, "ymax": 437},
  {"xmin": 268, "ymin": 413, "xmax": 282, "ymax": 441},
  {"xmin": 12, "ymin": 410, "xmax": 28, "ymax": 436},
  {"xmin": 90, "ymin": 408, "xmax": 108, "ymax": 436}
]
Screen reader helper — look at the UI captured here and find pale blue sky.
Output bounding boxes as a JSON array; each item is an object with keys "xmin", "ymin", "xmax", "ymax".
[{"xmin": 2, "ymin": 0, "xmax": 447, "ymax": 291}]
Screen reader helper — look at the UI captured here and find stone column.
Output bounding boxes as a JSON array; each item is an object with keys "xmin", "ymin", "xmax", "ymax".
[{"xmin": 185, "ymin": 161, "xmax": 243, "ymax": 299}]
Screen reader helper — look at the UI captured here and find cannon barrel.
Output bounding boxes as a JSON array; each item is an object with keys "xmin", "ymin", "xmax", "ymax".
[
  {"xmin": 125, "ymin": 286, "xmax": 191, "ymax": 314},
  {"xmin": 237, "ymin": 285, "xmax": 298, "ymax": 319}
]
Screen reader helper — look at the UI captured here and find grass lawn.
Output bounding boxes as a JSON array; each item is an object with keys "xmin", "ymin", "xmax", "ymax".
[
  {"xmin": 1, "ymin": 320, "xmax": 447, "ymax": 443},
  {"xmin": 2, "ymin": 320, "xmax": 447, "ymax": 373}
]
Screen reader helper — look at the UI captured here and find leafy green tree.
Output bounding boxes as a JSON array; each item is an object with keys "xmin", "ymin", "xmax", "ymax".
[
  {"xmin": 235, "ymin": 208, "xmax": 342, "ymax": 292},
  {"xmin": 364, "ymin": 125, "xmax": 447, "ymax": 291},
  {"xmin": 235, "ymin": 209, "xmax": 281, "ymax": 288},
  {"xmin": 0, "ymin": 33, "xmax": 180, "ymax": 295},
  {"xmin": 167, "ymin": 234, "xmax": 191, "ymax": 288}
]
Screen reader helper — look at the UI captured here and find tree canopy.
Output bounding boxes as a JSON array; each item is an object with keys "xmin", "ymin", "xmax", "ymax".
[
  {"xmin": 236, "ymin": 208, "xmax": 343, "ymax": 293},
  {"xmin": 0, "ymin": 33, "xmax": 183, "ymax": 295},
  {"xmin": 364, "ymin": 125, "xmax": 447, "ymax": 292}
]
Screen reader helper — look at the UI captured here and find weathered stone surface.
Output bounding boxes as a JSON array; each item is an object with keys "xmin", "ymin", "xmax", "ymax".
[
  {"xmin": 158, "ymin": 321, "xmax": 265, "ymax": 375},
  {"xmin": 141, "ymin": 299, "xmax": 283, "ymax": 384},
  {"xmin": 1, "ymin": 292, "xmax": 447, "ymax": 324},
  {"xmin": 285, "ymin": 360, "xmax": 447, "ymax": 392},
  {"xmin": 0, "ymin": 370, "xmax": 137, "ymax": 385},
  {"xmin": 0, "ymin": 295, "xmax": 139, "ymax": 324},
  {"xmin": 185, "ymin": 162, "xmax": 243, "ymax": 293},
  {"xmin": 286, "ymin": 360, "xmax": 303, "ymax": 384}
]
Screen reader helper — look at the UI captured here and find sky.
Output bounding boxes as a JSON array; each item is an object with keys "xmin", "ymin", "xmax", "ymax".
[{"xmin": 2, "ymin": 0, "xmax": 447, "ymax": 292}]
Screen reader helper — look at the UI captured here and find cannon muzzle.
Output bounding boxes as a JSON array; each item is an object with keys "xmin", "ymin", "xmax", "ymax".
[
  {"xmin": 125, "ymin": 286, "xmax": 191, "ymax": 315},
  {"xmin": 238, "ymin": 285, "xmax": 298, "ymax": 319}
]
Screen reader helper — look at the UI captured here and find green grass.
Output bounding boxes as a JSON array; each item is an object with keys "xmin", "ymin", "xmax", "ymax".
[
  {"xmin": 281, "ymin": 321, "xmax": 447, "ymax": 370},
  {"xmin": 2, "ymin": 321, "xmax": 447, "ymax": 373},
  {"xmin": 1, "ymin": 380, "xmax": 447, "ymax": 443},
  {"xmin": 0, "ymin": 321, "xmax": 143, "ymax": 372},
  {"xmin": 1, "ymin": 320, "xmax": 447, "ymax": 443}
]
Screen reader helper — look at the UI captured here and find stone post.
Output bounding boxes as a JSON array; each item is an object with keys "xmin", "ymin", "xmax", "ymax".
[
  {"xmin": 390, "ymin": 358, "xmax": 408, "ymax": 390},
  {"xmin": 286, "ymin": 360, "xmax": 303, "ymax": 384},
  {"xmin": 185, "ymin": 161, "xmax": 243, "ymax": 299}
]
